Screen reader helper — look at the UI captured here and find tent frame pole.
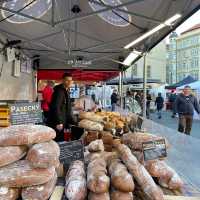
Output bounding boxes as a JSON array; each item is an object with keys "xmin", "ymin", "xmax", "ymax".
[
  {"xmin": 142, "ymin": 53, "xmax": 147, "ymax": 118},
  {"xmin": 55, "ymin": 0, "xmax": 145, "ymax": 25}
]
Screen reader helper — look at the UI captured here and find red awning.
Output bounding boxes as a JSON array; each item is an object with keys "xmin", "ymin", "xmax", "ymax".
[{"xmin": 37, "ymin": 70, "xmax": 119, "ymax": 82}]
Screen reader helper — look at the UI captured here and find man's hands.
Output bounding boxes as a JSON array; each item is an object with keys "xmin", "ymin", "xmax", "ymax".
[{"xmin": 56, "ymin": 124, "xmax": 63, "ymax": 131}]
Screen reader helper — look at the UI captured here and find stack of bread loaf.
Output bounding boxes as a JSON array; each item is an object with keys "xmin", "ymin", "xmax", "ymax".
[
  {"xmin": 78, "ymin": 111, "xmax": 134, "ymax": 133},
  {"xmin": 0, "ymin": 124, "xmax": 59, "ymax": 200},
  {"xmin": 121, "ymin": 132, "xmax": 184, "ymax": 191},
  {"xmin": 75, "ymin": 139, "xmax": 164, "ymax": 200},
  {"xmin": 82, "ymin": 135, "xmax": 184, "ymax": 200},
  {"xmin": 84, "ymin": 130, "xmax": 116, "ymax": 153},
  {"xmin": 85, "ymin": 140, "xmax": 111, "ymax": 200}
]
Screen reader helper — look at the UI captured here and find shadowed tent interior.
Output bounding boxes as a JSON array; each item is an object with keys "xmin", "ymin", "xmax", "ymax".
[{"xmin": 0, "ymin": 0, "xmax": 199, "ymax": 81}]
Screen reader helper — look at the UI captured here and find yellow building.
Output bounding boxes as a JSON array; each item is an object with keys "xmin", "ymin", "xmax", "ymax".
[
  {"xmin": 125, "ymin": 40, "xmax": 166, "ymax": 83},
  {"xmin": 176, "ymin": 24, "xmax": 200, "ymax": 81}
]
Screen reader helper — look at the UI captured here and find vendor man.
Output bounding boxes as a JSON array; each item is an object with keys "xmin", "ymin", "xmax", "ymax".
[{"xmin": 47, "ymin": 73, "xmax": 74, "ymax": 141}]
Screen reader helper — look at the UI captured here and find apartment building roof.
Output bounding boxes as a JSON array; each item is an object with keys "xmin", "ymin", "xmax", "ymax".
[{"xmin": 182, "ymin": 23, "xmax": 200, "ymax": 35}]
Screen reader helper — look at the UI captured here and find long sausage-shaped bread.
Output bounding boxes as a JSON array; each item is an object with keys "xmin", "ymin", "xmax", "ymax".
[
  {"xmin": 0, "ymin": 146, "xmax": 27, "ymax": 167},
  {"xmin": 108, "ymin": 159, "xmax": 134, "ymax": 192},
  {"xmin": 122, "ymin": 132, "xmax": 169, "ymax": 151},
  {"xmin": 145, "ymin": 160, "xmax": 184, "ymax": 190},
  {"xmin": 65, "ymin": 160, "xmax": 87, "ymax": 200},
  {"xmin": 22, "ymin": 172, "xmax": 57, "ymax": 200},
  {"xmin": 0, "ymin": 160, "xmax": 55, "ymax": 187},
  {"xmin": 87, "ymin": 158, "xmax": 110, "ymax": 193},
  {"xmin": 0, "ymin": 125, "xmax": 56, "ymax": 146},
  {"xmin": 115, "ymin": 144, "xmax": 164, "ymax": 200}
]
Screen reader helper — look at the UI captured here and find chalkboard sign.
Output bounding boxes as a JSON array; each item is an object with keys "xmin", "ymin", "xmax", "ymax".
[
  {"xmin": 142, "ymin": 139, "xmax": 167, "ymax": 161},
  {"xmin": 9, "ymin": 102, "xmax": 43, "ymax": 125},
  {"xmin": 58, "ymin": 139, "xmax": 84, "ymax": 167}
]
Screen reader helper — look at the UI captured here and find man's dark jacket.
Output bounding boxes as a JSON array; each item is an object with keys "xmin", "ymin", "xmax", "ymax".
[
  {"xmin": 174, "ymin": 93, "xmax": 200, "ymax": 115},
  {"xmin": 111, "ymin": 93, "xmax": 118, "ymax": 104},
  {"xmin": 47, "ymin": 84, "xmax": 73, "ymax": 128}
]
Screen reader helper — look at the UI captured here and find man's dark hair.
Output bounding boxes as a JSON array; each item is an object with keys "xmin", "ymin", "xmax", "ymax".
[
  {"xmin": 62, "ymin": 72, "xmax": 72, "ymax": 79},
  {"xmin": 184, "ymin": 85, "xmax": 191, "ymax": 89}
]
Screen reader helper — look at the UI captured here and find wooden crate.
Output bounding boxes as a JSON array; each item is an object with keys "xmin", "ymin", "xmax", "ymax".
[{"xmin": 0, "ymin": 106, "xmax": 10, "ymax": 127}]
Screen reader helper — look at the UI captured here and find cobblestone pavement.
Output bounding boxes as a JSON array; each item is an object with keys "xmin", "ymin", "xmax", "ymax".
[{"xmin": 149, "ymin": 110, "xmax": 200, "ymax": 139}]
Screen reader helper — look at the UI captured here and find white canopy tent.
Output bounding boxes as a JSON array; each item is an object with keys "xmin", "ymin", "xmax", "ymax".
[
  {"xmin": 177, "ymin": 80, "xmax": 200, "ymax": 91},
  {"xmin": 0, "ymin": 1, "xmax": 199, "ymax": 71}
]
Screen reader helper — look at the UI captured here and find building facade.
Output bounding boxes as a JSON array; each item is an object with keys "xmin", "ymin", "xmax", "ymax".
[
  {"xmin": 167, "ymin": 24, "xmax": 200, "ymax": 84},
  {"xmin": 125, "ymin": 40, "xmax": 166, "ymax": 83},
  {"xmin": 166, "ymin": 32, "xmax": 178, "ymax": 84},
  {"xmin": 177, "ymin": 26, "xmax": 200, "ymax": 82}
]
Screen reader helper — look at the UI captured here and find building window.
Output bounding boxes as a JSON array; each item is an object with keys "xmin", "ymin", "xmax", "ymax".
[
  {"xmin": 194, "ymin": 58, "xmax": 199, "ymax": 67},
  {"xmin": 191, "ymin": 48, "xmax": 198, "ymax": 57},
  {"xmin": 191, "ymin": 60, "xmax": 195, "ymax": 68},
  {"xmin": 191, "ymin": 71, "xmax": 199, "ymax": 80},
  {"xmin": 183, "ymin": 62, "xmax": 186, "ymax": 69},
  {"xmin": 147, "ymin": 65, "xmax": 151, "ymax": 78},
  {"xmin": 131, "ymin": 64, "xmax": 137, "ymax": 77}
]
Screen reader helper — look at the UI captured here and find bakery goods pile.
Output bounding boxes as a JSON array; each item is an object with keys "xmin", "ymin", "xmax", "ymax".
[
  {"xmin": 78, "ymin": 111, "xmax": 136, "ymax": 133},
  {"xmin": 65, "ymin": 134, "xmax": 183, "ymax": 200},
  {"xmin": 0, "ymin": 125, "xmax": 59, "ymax": 200},
  {"xmin": 0, "ymin": 114, "xmax": 184, "ymax": 200}
]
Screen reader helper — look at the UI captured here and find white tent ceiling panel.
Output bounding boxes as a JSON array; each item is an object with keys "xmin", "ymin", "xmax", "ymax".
[{"xmin": 0, "ymin": 0, "xmax": 199, "ymax": 70}]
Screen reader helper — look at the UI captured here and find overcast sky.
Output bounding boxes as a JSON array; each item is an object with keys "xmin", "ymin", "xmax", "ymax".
[
  {"xmin": 175, "ymin": 9, "xmax": 200, "ymax": 35},
  {"xmin": 165, "ymin": 9, "xmax": 200, "ymax": 43}
]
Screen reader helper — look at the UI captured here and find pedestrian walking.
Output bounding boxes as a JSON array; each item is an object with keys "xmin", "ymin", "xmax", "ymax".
[
  {"xmin": 174, "ymin": 85, "xmax": 200, "ymax": 135},
  {"xmin": 111, "ymin": 89, "xmax": 119, "ymax": 111},
  {"xmin": 146, "ymin": 93, "xmax": 152, "ymax": 119},
  {"xmin": 155, "ymin": 93, "xmax": 164, "ymax": 119},
  {"xmin": 169, "ymin": 90, "xmax": 177, "ymax": 118}
]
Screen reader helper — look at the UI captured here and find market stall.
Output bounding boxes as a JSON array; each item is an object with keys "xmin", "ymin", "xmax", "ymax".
[{"xmin": 0, "ymin": 0, "xmax": 200, "ymax": 200}]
